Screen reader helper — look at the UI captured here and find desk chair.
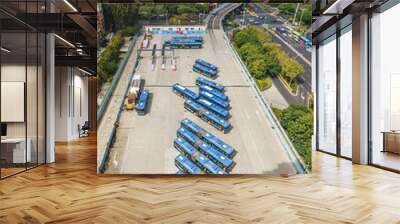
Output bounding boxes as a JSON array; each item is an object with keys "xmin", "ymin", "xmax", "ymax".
[{"xmin": 79, "ymin": 121, "xmax": 90, "ymax": 138}]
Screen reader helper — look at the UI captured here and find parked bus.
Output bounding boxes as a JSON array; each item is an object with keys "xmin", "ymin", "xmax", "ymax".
[
  {"xmin": 195, "ymin": 59, "xmax": 218, "ymax": 71},
  {"xmin": 199, "ymin": 91, "xmax": 229, "ymax": 109},
  {"xmin": 193, "ymin": 154, "xmax": 226, "ymax": 174},
  {"xmin": 184, "ymin": 100, "xmax": 231, "ymax": 133},
  {"xmin": 172, "ymin": 83, "xmax": 199, "ymax": 101},
  {"xmin": 193, "ymin": 63, "xmax": 217, "ymax": 79},
  {"xmin": 195, "ymin": 77, "xmax": 224, "ymax": 92},
  {"xmin": 175, "ymin": 154, "xmax": 202, "ymax": 174},
  {"xmin": 171, "ymin": 36, "xmax": 203, "ymax": 43},
  {"xmin": 176, "ymin": 169, "xmax": 186, "ymax": 174},
  {"xmin": 197, "ymin": 98, "xmax": 230, "ymax": 119},
  {"xmin": 197, "ymin": 141, "xmax": 236, "ymax": 172},
  {"xmin": 165, "ymin": 40, "xmax": 202, "ymax": 49},
  {"xmin": 174, "ymin": 137, "xmax": 198, "ymax": 159},
  {"xmin": 177, "ymin": 127, "xmax": 201, "ymax": 147},
  {"xmin": 135, "ymin": 89, "xmax": 149, "ymax": 115},
  {"xmin": 199, "ymin": 85, "xmax": 228, "ymax": 101},
  {"xmin": 202, "ymin": 131, "xmax": 237, "ymax": 158},
  {"xmin": 180, "ymin": 118, "xmax": 236, "ymax": 158}
]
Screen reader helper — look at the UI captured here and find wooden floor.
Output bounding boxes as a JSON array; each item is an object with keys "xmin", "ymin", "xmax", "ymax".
[{"xmin": 0, "ymin": 135, "xmax": 400, "ymax": 223}]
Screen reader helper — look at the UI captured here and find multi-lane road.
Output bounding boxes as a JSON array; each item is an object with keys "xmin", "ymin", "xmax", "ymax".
[{"xmin": 233, "ymin": 3, "xmax": 312, "ymax": 106}]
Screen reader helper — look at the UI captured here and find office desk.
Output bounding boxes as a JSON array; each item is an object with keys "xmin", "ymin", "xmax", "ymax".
[
  {"xmin": 382, "ymin": 131, "xmax": 400, "ymax": 155},
  {"xmin": 1, "ymin": 138, "xmax": 31, "ymax": 163}
]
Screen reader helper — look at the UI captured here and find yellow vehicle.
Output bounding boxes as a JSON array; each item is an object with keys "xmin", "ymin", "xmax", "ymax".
[
  {"xmin": 125, "ymin": 98, "xmax": 135, "ymax": 110},
  {"xmin": 145, "ymin": 32, "xmax": 152, "ymax": 40}
]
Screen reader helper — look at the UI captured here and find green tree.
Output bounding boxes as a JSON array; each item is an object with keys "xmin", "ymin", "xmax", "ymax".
[
  {"xmin": 301, "ymin": 6, "xmax": 312, "ymax": 25},
  {"xmin": 276, "ymin": 105, "xmax": 313, "ymax": 169},
  {"xmin": 238, "ymin": 43, "xmax": 261, "ymax": 64},
  {"xmin": 248, "ymin": 59, "xmax": 268, "ymax": 80},
  {"xmin": 281, "ymin": 58, "xmax": 304, "ymax": 85},
  {"xmin": 177, "ymin": 4, "xmax": 197, "ymax": 15},
  {"xmin": 233, "ymin": 31, "xmax": 251, "ymax": 48},
  {"xmin": 277, "ymin": 3, "xmax": 296, "ymax": 15},
  {"xmin": 279, "ymin": 104, "xmax": 309, "ymax": 129},
  {"xmin": 97, "ymin": 32, "xmax": 124, "ymax": 90}
]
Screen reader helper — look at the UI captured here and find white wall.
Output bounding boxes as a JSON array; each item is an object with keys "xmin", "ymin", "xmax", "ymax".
[
  {"xmin": 54, "ymin": 67, "xmax": 89, "ymax": 141},
  {"xmin": 1, "ymin": 62, "xmax": 46, "ymax": 164}
]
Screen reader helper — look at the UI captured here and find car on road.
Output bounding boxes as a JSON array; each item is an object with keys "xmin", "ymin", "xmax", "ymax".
[{"xmin": 276, "ymin": 26, "xmax": 288, "ymax": 33}]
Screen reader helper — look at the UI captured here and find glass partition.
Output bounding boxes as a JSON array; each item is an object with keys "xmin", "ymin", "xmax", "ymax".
[
  {"xmin": 317, "ymin": 35, "xmax": 337, "ymax": 154},
  {"xmin": 0, "ymin": 1, "xmax": 47, "ymax": 179},
  {"xmin": 0, "ymin": 31, "xmax": 28, "ymax": 177},
  {"xmin": 370, "ymin": 3, "xmax": 400, "ymax": 171},
  {"xmin": 339, "ymin": 26, "xmax": 352, "ymax": 158}
]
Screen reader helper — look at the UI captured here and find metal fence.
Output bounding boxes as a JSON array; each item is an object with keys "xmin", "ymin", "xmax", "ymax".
[
  {"xmin": 98, "ymin": 35, "xmax": 140, "ymax": 174},
  {"xmin": 97, "ymin": 35, "xmax": 138, "ymax": 124}
]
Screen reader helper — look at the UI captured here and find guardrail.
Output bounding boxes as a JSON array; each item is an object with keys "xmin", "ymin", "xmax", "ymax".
[
  {"xmin": 220, "ymin": 17, "xmax": 308, "ymax": 174},
  {"xmin": 98, "ymin": 35, "xmax": 140, "ymax": 174},
  {"xmin": 97, "ymin": 35, "xmax": 138, "ymax": 124}
]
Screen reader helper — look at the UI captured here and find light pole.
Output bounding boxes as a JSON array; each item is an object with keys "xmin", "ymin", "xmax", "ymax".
[
  {"xmin": 242, "ymin": 4, "xmax": 246, "ymax": 26},
  {"xmin": 293, "ymin": 3, "xmax": 299, "ymax": 25},
  {"xmin": 298, "ymin": 8, "xmax": 305, "ymax": 26}
]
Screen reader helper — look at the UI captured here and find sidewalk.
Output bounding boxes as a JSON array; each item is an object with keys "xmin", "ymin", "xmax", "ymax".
[
  {"xmin": 262, "ymin": 83, "xmax": 289, "ymax": 109},
  {"xmin": 97, "ymin": 37, "xmax": 141, "ymax": 166}
]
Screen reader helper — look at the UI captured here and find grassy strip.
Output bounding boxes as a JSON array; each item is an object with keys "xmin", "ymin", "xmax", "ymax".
[{"xmin": 256, "ymin": 77, "xmax": 272, "ymax": 91}]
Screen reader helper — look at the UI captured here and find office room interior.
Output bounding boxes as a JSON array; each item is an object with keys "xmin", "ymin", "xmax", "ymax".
[
  {"xmin": 0, "ymin": 0, "xmax": 399, "ymax": 223},
  {"xmin": 0, "ymin": 0, "xmax": 97, "ymax": 179},
  {"xmin": 313, "ymin": 0, "xmax": 400, "ymax": 172}
]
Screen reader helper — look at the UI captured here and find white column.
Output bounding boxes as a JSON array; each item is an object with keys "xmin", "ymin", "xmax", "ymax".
[
  {"xmin": 352, "ymin": 14, "xmax": 369, "ymax": 164},
  {"xmin": 46, "ymin": 32, "xmax": 55, "ymax": 163}
]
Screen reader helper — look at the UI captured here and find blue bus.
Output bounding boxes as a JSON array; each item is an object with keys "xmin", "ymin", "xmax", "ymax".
[
  {"xmin": 194, "ymin": 154, "xmax": 226, "ymax": 174},
  {"xmin": 175, "ymin": 126, "xmax": 234, "ymax": 172},
  {"xmin": 171, "ymin": 36, "xmax": 203, "ymax": 43},
  {"xmin": 172, "ymin": 83, "xmax": 199, "ymax": 101},
  {"xmin": 197, "ymin": 141, "xmax": 235, "ymax": 172},
  {"xmin": 197, "ymin": 98, "xmax": 230, "ymax": 119},
  {"xmin": 174, "ymin": 137, "xmax": 198, "ymax": 159},
  {"xmin": 195, "ymin": 59, "xmax": 218, "ymax": 71},
  {"xmin": 203, "ymin": 131, "xmax": 236, "ymax": 158},
  {"xmin": 199, "ymin": 85, "xmax": 228, "ymax": 101},
  {"xmin": 175, "ymin": 154, "xmax": 202, "ymax": 174},
  {"xmin": 167, "ymin": 39, "xmax": 198, "ymax": 44},
  {"xmin": 193, "ymin": 63, "xmax": 217, "ymax": 79},
  {"xmin": 176, "ymin": 169, "xmax": 186, "ymax": 174},
  {"xmin": 180, "ymin": 118, "xmax": 236, "ymax": 158},
  {"xmin": 136, "ymin": 89, "xmax": 149, "ymax": 115},
  {"xmin": 196, "ymin": 77, "xmax": 224, "ymax": 92},
  {"xmin": 199, "ymin": 91, "xmax": 229, "ymax": 109},
  {"xmin": 184, "ymin": 100, "xmax": 231, "ymax": 133},
  {"xmin": 299, "ymin": 35, "xmax": 312, "ymax": 49},
  {"xmin": 165, "ymin": 40, "xmax": 202, "ymax": 49},
  {"xmin": 176, "ymin": 127, "xmax": 201, "ymax": 147},
  {"xmin": 181, "ymin": 118, "xmax": 203, "ymax": 135}
]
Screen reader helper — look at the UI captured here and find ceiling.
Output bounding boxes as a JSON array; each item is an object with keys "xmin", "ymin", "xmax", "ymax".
[{"xmin": 0, "ymin": 0, "xmax": 97, "ymax": 75}]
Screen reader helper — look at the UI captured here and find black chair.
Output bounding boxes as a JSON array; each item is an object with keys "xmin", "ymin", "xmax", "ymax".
[{"xmin": 79, "ymin": 121, "xmax": 90, "ymax": 138}]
